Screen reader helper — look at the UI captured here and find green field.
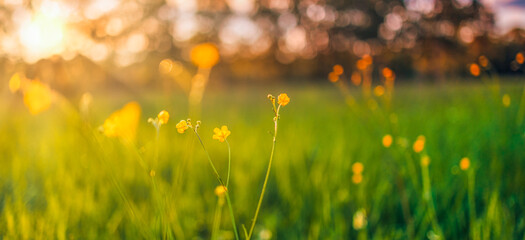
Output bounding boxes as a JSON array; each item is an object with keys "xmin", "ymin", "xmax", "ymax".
[{"xmin": 1, "ymin": 81, "xmax": 524, "ymax": 239}]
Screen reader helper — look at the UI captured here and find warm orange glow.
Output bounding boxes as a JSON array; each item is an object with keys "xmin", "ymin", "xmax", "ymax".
[
  {"xmin": 516, "ymin": 53, "xmax": 524, "ymax": 64},
  {"xmin": 382, "ymin": 67, "xmax": 393, "ymax": 78},
  {"xmin": 352, "ymin": 162, "xmax": 364, "ymax": 174},
  {"xmin": 351, "ymin": 71, "xmax": 362, "ymax": 86},
  {"xmin": 459, "ymin": 157, "xmax": 470, "ymax": 170},
  {"xmin": 413, "ymin": 135, "xmax": 425, "ymax": 153},
  {"xmin": 328, "ymin": 72, "xmax": 339, "ymax": 82},
  {"xmin": 333, "ymin": 64, "xmax": 344, "ymax": 75},
  {"xmin": 356, "ymin": 60, "xmax": 367, "ymax": 71},
  {"xmin": 382, "ymin": 134, "xmax": 393, "ymax": 148},
  {"xmin": 469, "ymin": 63, "xmax": 480, "ymax": 77},
  {"xmin": 373, "ymin": 86, "xmax": 385, "ymax": 97},
  {"xmin": 190, "ymin": 43, "xmax": 220, "ymax": 69},
  {"xmin": 478, "ymin": 55, "xmax": 489, "ymax": 68}
]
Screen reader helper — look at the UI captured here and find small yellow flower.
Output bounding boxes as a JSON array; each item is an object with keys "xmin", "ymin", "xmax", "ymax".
[
  {"xmin": 277, "ymin": 93, "xmax": 290, "ymax": 106},
  {"xmin": 382, "ymin": 134, "xmax": 393, "ymax": 148},
  {"xmin": 352, "ymin": 162, "xmax": 364, "ymax": 174},
  {"xmin": 176, "ymin": 120, "xmax": 189, "ymax": 133},
  {"xmin": 101, "ymin": 101, "xmax": 141, "ymax": 140},
  {"xmin": 213, "ymin": 125, "xmax": 231, "ymax": 142},
  {"xmin": 158, "ymin": 110, "xmax": 170, "ymax": 125},
  {"xmin": 352, "ymin": 208, "xmax": 367, "ymax": 230},
  {"xmin": 9, "ymin": 73, "xmax": 21, "ymax": 93},
  {"xmin": 460, "ymin": 157, "xmax": 470, "ymax": 170},
  {"xmin": 23, "ymin": 80, "xmax": 52, "ymax": 115},
  {"xmin": 373, "ymin": 85, "xmax": 385, "ymax": 97},
  {"xmin": 502, "ymin": 94, "xmax": 511, "ymax": 107},
  {"xmin": 413, "ymin": 135, "xmax": 425, "ymax": 153},
  {"xmin": 352, "ymin": 173, "xmax": 363, "ymax": 184},
  {"xmin": 421, "ymin": 155, "xmax": 430, "ymax": 167},
  {"xmin": 214, "ymin": 185, "xmax": 227, "ymax": 197}
]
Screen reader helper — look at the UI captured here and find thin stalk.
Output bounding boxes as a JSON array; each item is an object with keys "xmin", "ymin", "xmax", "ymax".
[
  {"xmin": 421, "ymin": 162, "xmax": 444, "ymax": 238},
  {"xmin": 211, "ymin": 196, "xmax": 224, "ymax": 240},
  {"xmin": 467, "ymin": 169, "xmax": 477, "ymax": 240},
  {"xmin": 247, "ymin": 106, "xmax": 280, "ymax": 240},
  {"xmin": 226, "ymin": 139, "xmax": 231, "ymax": 187},
  {"xmin": 193, "ymin": 130, "xmax": 240, "ymax": 240}
]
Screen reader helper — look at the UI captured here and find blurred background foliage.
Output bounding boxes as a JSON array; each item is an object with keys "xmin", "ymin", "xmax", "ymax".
[{"xmin": 0, "ymin": 0, "xmax": 524, "ymax": 92}]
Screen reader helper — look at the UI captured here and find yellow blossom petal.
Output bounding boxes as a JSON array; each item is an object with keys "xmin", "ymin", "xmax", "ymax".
[
  {"xmin": 101, "ymin": 101, "xmax": 141, "ymax": 140},
  {"xmin": 176, "ymin": 120, "xmax": 189, "ymax": 133},
  {"xmin": 23, "ymin": 80, "xmax": 52, "ymax": 115},
  {"xmin": 212, "ymin": 125, "xmax": 230, "ymax": 142},
  {"xmin": 277, "ymin": 93, "xmax": 290, "ymax": 106},
  {"xmin": 158, "ymin": 110, "xmax": 169, "ymax": 125}
]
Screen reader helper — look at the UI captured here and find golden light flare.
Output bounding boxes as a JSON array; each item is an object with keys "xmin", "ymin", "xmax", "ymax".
[
  {"xmin": 516, "ymin": 52, "xmax": 524, "ymax": 65},
  {"xmin": 190, "ymin": 43, "xmax": 220, "ymax": 69},
  {"xmin": 469, "ymin": 63, "xmax": 480, "ymax": 77}
]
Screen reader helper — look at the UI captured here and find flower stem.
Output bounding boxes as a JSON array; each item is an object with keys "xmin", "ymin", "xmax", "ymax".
[
  {"xmin": 247, "ymin": 107, "xmax": 280, "ymax": 240},
  {"xmin": 226, "ymin": 139, "xmax": 231, "ymax": 188},
  {"xmin": 193, "ymin": 129, "xmax": 239, "ymax": 240}
]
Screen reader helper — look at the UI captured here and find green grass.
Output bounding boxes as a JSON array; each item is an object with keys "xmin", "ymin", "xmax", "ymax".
[{"xmin": 0, "ymin": 81, "xmax": 524, "ymax": 239}]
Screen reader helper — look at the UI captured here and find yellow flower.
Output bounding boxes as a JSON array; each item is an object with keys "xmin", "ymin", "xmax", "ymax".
[
  {"xmin": 190, "ymin": 43, "xmax": 220, "ymax": 69},
  {"xmin": 413, "ymin": 135, "xmax": 425, "ymax": 153},
  {"xmin": 420, "ymin": 155, "xmax": 430, "ymax": 167},
  {"xmin": 277, "ymin": 93, "xmax": 290, "ymax": 106},
  {"xmin": 352, "ymin": 208, "xmax": 367, "ymax": 230},
  {"xmin": 352, "ymin": 173, "xmax": 363, "ymax": 184},
  {"xmin": 460, "ymin": 157, "xmax": 470, "ymax": 170},
  {"xmin": 373, "ymin": 85, "xmax": 385, "ymax": 97},
  {"xmin": 9, "ymin": 73, "xmax": 21, "ymax": 93},
  {"xmin": 158, "ymin": 110, "xmax": 169, "ymax": 125},
  {"xmin": 352, "ymin": 162, "xmax": 364, "ymax": 174},
  {"xmin": 214, "ymin": 185, "xmax": 227, "ymax": 197},
  {"xmin": 101, "ymin": 101, "xmax": 141, "ymax": 140},
  {"xmin": 23, "ymin": 80, "xmax": 52, "ymax": 115},
  {"xmin": 502, "ymin": 94, "xmax": 510, "ymax": 107},
  {"xmin": 213, "ymin": 125, "xmax": 231, "ymax": 142},
  {"xmin": 176, "ymin": 120, "xmax": 189, "ymax": 133},
  {"xmin": 382, "ymin": 134, "xmax": 393, "ymax": 148}
]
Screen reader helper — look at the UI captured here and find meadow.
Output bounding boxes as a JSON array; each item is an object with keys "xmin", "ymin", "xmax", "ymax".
[{"xmin": 1, "ymin": 79, "xmax": 524, "ymax": 239}]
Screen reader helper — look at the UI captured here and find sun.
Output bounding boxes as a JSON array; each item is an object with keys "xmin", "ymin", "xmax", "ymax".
[{"xmin": 18, "ymin": 13, "xmax": 65, "ymax": 61}]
